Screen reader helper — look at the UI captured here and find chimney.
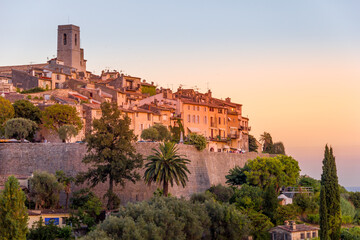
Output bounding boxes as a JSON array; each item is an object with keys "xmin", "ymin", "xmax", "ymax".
[
  {"xmin": 290, "ymin": 221, "xmax": 296, "ymax": 230},
  {"xmin": 151, "ymin": 81, "xmax": 154, "ymax": 85},
  {"xmin": 225, "ymin": 97, "xmax": 231, "ymax": 103},
  {"xmin": 284, "ymin": 221, "xmax": 289, "ymax": 226}
]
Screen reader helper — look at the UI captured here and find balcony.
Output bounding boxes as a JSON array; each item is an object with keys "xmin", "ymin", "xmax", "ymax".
[{"xmin": 208, "ymin": 136, "xmax": 229, "ymax": 142}]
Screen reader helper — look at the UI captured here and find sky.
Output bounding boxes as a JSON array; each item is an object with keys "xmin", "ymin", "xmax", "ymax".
[{"xmin": 1, "ymin": 0, "xmax": 360, "ymax": 186}]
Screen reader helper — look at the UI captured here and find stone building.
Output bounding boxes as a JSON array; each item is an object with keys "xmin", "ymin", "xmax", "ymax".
[
  {"xmin": 57, "ymin": 25, "xmax": 87, "ymax": 73},
  {"xmin": 269, "ymin": 221, "xmax": 319, "ymax": 240}
]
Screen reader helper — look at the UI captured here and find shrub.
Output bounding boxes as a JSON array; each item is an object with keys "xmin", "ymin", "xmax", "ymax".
[
  {"xmin": 208, "ymin": 184, "xmax": 234, "ymax": 203},
  {"xmin": 4, "ymin": 118, "xmax": 38, "ymax": 141},
  {"xmin": 21, "ymin": 87, "xmax": 46, "ymax": 94},
  {"xmin": 341, "ymin": 227, "xmax": 360, "ymax": 240},
  {"xmin": 307, "ymin": 214, "xmax": 320, "ymax": 224},
  {"xmin": 186, "ymin": 133, "xmax": 207, "ymax": 151}
]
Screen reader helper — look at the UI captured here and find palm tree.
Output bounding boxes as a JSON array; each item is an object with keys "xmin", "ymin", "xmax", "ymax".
[
  {"xmin": 55, "ymin": 170, "xmax": 74, "ymax": 209},
  {"xmin": 144, "ymin": 142, "xmax": 190, "ymax": 196},
  {"xmin": 260, "ymin": 132, "xmax": 273, "ymax": 153}
]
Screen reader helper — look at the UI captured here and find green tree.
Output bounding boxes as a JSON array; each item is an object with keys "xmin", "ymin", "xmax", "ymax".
[
  {"xmin": 349, "ymin": 192, "xmax": 360, "ymax": 209},
  {"xmin": 293, "ymin": 193, "xmax": 318, "ymax": 215},
  {"xmin": 29, "ymin": 171, "xmax": 63, "ymax": 209},
  {"xmin": 341, "ymin": 197, "xmax": 356, "ymax": 220},
  {"xmin": 208, "ymin": 184, "xmax": 234, "ymax": 203},
  {"xmin": 244, "ymin": 209, "xmax": 273, "ymax": 240},
  {"xmin": 144, "ymin": 142, "xmax": 190, "ymax": 197},
  {"xmin": 58, "ymin": 124, "xmax": 78, "ymax": 142},
  {"xmin": 274, "ymin": 204, "xmax": 299, "ymax": 225},
  {"xmin": 230, "ymin": 184, "xmax": 263, "ymax": 211},
  {"xmin": 69, "ymin": 188, "xmax": 102, "ymax": 229},
  {"xmin": 298, "ymin": 175, "xmax": 321, "ymax": 193},
  {"xmin": 42, "ymin": 104, "xmax": 82, "ymax": 131},
  {"xmin": 0, "ymin": 96, "xmax": 14, "ymax": 134},
  {"xmin": 245, "ymin": 156, "xmax": 300, "ymax": 192},
  {"xmin": 4, "ymin": 118, "xmax": 38, "ymax": 141},
  {"xmin": 153, "ymin": 123, "xmax": 171, "ymax": 141},
  {"xmin": 77, "ymin": 102, "xmax": 143, "ymax": 210},
  {"xmin": 225, "ymin": 165, "xmax": 250, "ymax": 186},
  {"xmin": 140, "ymin": 127, "xmax": 159, "ymax": 141},
  {"xmin": 55, "ymin": 170, "xmax": 74, "ymax": 209},
  {"xmin": 320, "ymin": 145, "xmax": 341, "ymax": 240},
  {"xmin": 273, "ymin": 142, "xmax": 286, "ymax": 154},
  {"xmin": 27, "ymin": 217, "xmax": 71, "ymax": 240},
  {"xmin": 262, "ymin": 184, "xmax": 279, "ymax": 223},
  {"xmin": 169, "ymin": 119, "xmax": 184, "ymax": 143},
  {"xmin": 13, "ymin": 100, "xmax": 42, "ymax": 123},
  {"xmin": 186, "ymin": 132, "xmax": 207, "ymax": 151},
  {"xmin": 248, "ymin": 135, "xmax": 258, "ymax": 152},
  {"xmin": 0, "ymin": 176, "xmax": 28, "ymax": 240},
  {"xmin": 260, "ymin": 132, "xmax": 273, "ymax": 153}
]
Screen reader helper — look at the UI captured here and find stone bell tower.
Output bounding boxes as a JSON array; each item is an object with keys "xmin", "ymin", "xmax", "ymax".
[{"xmin": 57, "ymin": 24, "xmax": 86, "ymax": 73}]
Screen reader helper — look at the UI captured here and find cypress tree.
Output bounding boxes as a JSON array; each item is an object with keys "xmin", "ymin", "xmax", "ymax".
[
  {"xmin": 319, "ymin": 145, "xmax": 341, "ymax": 240},
  {"xmin": 0, "ymin": 176, "xmax": 29, "ymax": 239}
]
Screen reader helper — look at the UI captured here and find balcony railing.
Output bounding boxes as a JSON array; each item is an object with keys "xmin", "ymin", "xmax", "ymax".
[{"xmin": 208, "ymin": 136, "xmax": 229, "ymax": 142}]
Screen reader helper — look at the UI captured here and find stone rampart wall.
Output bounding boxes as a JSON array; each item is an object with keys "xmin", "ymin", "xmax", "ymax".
[{"xmin": 0, "ymin": 143, "xmax": 270, "ymax": 204}]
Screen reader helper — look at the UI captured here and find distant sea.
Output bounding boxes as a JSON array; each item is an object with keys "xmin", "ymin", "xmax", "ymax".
[{"xmin": 345, "ymin": 187, "xmax": 360, "ymax": 192}]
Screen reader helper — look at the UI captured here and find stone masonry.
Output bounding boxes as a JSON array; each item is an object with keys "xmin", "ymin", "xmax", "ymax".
[{"xmin": 0, "ymin": 143, "xmax": 270, "ymax": 204}]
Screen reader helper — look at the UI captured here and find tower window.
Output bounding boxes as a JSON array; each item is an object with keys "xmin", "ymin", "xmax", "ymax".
[
  {"xmin": 63, "ymin": 34, "xmax": 67, "ymax": 45},
  {"xmin": 75, "ymin": 34, "xmax": 77, "ymax": 46}
]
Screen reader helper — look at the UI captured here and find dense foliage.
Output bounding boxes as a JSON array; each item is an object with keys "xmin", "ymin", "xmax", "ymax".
[
  {"xmin": 28, "ymin": 218, "xmax": 71, "ymax": 240},
  {"xmin": 0, "ymin": 96, "xmax": 14, "ymax": 128},
  {"xmin": 320, "ymin": 145, "xmax": 341, "ymax": 240},
  {"xmin": 82, "ymin": 196, "xmax": 251, "ymax": 240},
  {"xmin": 226, "ymin": 155, "xmax": 300, "ymax": 192},
  {"xmin": 58, "ymin": 124, "xmax": 78, "ymax": 142},
  {"xmin": 77, "ymin": 102, "xmax": 143, "ymax": 210},
  {"xmin": 13, "ymin": 100, "xmax": 42, "ymax": 123},
  {"xmin": 248, "ymin": 134, "xmax": 258, "ymax": 152},
  {"xmin": 144, "ymin": 142, "xmax": 190, "ymax": 196},
  {"xmin": 29, "ymin": 171, "xmax": 63, "ymax": 209},
  {"xmin": 140, "ymin": 123, "xmax": 170, "ymax": 142},
  {"xmin": 0, "ymin": 176, "xmax": 28, "ymax": 239},
  {"xmin": 4, "ymin": 118, "xmax": 38, "ymax": 141},
  {"xmin": 186, "ymin": 132, "xmax": 207, "ymax": 151},
  {"xmin": 20, "ymin": 87, "xmax": 46, "ymax": 94},
  {"xmin": 42, "ymin": 104, "xmax": 82, "ymax": 131}
]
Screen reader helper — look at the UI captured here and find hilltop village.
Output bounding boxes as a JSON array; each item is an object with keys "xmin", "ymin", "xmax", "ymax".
[{"xmin": 0, "ymin": 24, "xmax": 251, "ymax": 153}]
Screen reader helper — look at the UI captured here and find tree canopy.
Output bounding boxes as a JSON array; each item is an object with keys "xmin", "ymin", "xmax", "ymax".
[
  {"xmin": 226, "ymin": 155, "xmax": 300, "ymax": 192},
  {"xmin": 29, "ymin": 171, "xmax": 63, "ymax": 209},
  {"xmin": 248, "ymin": 135, "xmax": 258, "ymax": 152},
  {"xmin": 77, "ymin": 102, "xmax": 143, "ymax": 210},
  {"xmin": 4, "ymin": 118, "xmax": 38, "ymax": 141},
  {"xmin": 0, "ymin": 96, "xmax": 14, "ymax": 131},
  {"xmin": 186, "ymin": 133, "xmax": 207, "ymax": 151},
  {"xmin": 13, "ymin": 100, "xmax": 42, "ymax": 123},
  {"xmin": 42, "ymin": 104, "xmax": 82, "ymax": 131},
  {"xmin": 58, "ymin": 125, "xmax": 78, "ymax": 143},
  {"xmin": 141, "ymin": 123, "xmax": 170, "ymax": 142},
  {"xmin": 0, "ymin": 176, "xmax": 28, "ymax": 240}
]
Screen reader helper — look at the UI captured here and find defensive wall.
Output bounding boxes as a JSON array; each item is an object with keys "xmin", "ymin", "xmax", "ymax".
[{"xmin": 0, "ymin": 143, "xmax": 270, "ymax": 204}]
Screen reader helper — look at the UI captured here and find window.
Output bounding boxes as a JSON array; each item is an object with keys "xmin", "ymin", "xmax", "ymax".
[
  {"xmin": 187, "ymin": 114, "xmax": 191, "ymax": 122},
  {"xmin": 300, "ymin": 233, "xmax": 305, "ymax": 239},
  {"xmin": 204, "ymin": 116, "xmax": 207, "ymax": 124},
  {"xmin": 188, "ymin": 105, "xmax": 190, "ymax": 110},
  {"xmin": 197, "ymin": 106, "xmax": 200, "ymax": 111},
  {"xmin": 75, "ymin": 34, "xmax": 77, "ymax": 46},
  {"xmin": 312, "ymin": 232, "xmax": 316, "ymax": 238},
  {"xmin": 147, "ymin": 113, "xmax": 151, "ymax": 121},
  {"xmin": 204, "ymin": 107, "xmax": 207, "ymax": 112},
  {"xmin": 209, "ymin": 107, "xmax": 214, "ymax": 112},
  {"xmin": 136, "ymin": 112, "xmax": 139, "ymax": 117},
  {"xmin": 218, "ymin": 109, "xmax": 222, "ymax": 113},
  {"xmin": 218, "ymin": 117, "xmax": 221, "ymax": 124},
  {"xmin": 162, "ymin": 115, "xmax": 167, "ymax": 121},
  {"xmin": 56, "ymin": 74, "xmax": 60, "ymax": 80},
  {"xmin": 193, "ymin": 106, "xmax": 195, "ymax": 110},
  {"xmin": 192, "ymin": 115, "xmax": 195, "ymax": 123},
  {"xmin": 224, "ymin": 118, "xmax": 225, "ymax": 124},
  {"xmin": 307, "ymin": 232, "xmax": 311, "ymax": 238},
  {"xmin": 63, "ymin": 33, "xmax": 67, "ymax": 45},
  {"xmin": 197, "ymin": 115, "xmax": 200, "ymax": 124}
]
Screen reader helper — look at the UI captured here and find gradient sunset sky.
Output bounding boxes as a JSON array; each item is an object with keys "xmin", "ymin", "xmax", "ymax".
[{"xmin": 1, "ymin": 1, "xmax": 359, "ymax": 186}]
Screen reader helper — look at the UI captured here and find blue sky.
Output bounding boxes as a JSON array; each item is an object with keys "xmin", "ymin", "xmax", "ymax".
[{"xmin": 1, "ymin": 0, "xmax": 360, "ymax": 186}]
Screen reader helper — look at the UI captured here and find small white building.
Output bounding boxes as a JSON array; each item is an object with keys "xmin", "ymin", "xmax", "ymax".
[{"xmin": 278, "ymin": 194, "xmax": 293, "ymax": 205}]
